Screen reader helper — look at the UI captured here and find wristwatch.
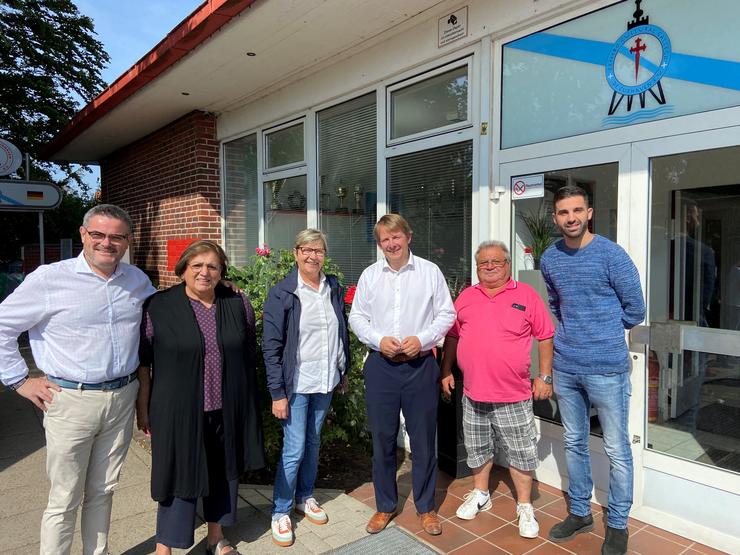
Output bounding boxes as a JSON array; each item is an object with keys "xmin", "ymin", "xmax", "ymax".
[
  {"xmin": 539, "ymin": 374, "xmax": 553, "ymax": 385},
  {"xmin": 7, "ymin": 376, "xmax": 28, "ymax": 391}
]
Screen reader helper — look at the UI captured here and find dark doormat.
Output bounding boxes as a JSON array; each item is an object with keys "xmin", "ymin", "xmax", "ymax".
[
  {"xmin": 327, "ymin": 527, "xmax": 436, "ymax": 554},
  {"xmin": 697, "ymin": 402, "xmax": 740, "ymax": 439}
]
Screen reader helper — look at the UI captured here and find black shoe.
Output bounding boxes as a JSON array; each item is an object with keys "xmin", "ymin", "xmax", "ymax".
[
  {"xmin": 601, "ymin": 526, "xmax": 628, "ymax": 555},
  {"xmin": 548, "ymin": 513, "xmax": 594, "ymax": 543}
]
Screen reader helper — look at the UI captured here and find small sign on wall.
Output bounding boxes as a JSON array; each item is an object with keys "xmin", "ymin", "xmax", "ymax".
[
  {"xmin": 511, "ymin": 174, "xmax": 545, "ymax": 200},
  {"xmin": 439, "ymin": 6, "xmax": 468, "ymax": 48},
  {"xmin": 167, "ymin": 238, "xmax": 198, "ymax": 271}
]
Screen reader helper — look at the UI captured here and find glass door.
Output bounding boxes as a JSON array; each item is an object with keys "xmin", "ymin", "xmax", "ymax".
[
  {"xmin": 636, "ymin": 138, "xmax": 740, "ymax": 476},
  {"xmin": 497, "ymin": 145, "xmax": 644, "ymax": 502}
]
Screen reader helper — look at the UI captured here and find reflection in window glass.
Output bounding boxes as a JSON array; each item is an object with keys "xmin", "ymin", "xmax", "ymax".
[
  {"xmin": 265, "ymin": 123, "xmax": 304, "ymax": 169},
  {"xmin": 223, "ymin": 134, "xmax": 258, "ymax": 266},
  {"xmin": 390, "ymin": 65, "xmax": 468, "ymax": 140},
  {"xmin": 512, "ymin": 163, "xmax": 619, "ymax": 432},
  {"xmin": 648, "ymin": 146, "xmax": 740, "ymax": 474},
  {"xmin": 388, "ymin": 141, "xmax": 472, "ymax": 292},
  {"xmin": 318, "ymin": 93, "xmax": 377, "ymax": 285},
  {"xmin": 264, "ymin": 175, "xmax": 307, "ymax": 251}
]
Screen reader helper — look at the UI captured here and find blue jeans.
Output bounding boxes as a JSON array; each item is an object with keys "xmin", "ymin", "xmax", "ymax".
[
  {"xmin": 553, "ymin": 370, "xmax": 633, "ymax": 529},
  {"xmin": 272, "ymin": 392, "xmax": 333, "ymax": 517}
]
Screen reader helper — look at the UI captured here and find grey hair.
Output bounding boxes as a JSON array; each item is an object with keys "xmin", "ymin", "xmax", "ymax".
[
  {"xmin": 475, "ymin": 240, "xmax": 511, "ymax": 262},
  {"xmin": 294, "ymin": 228, "xmax": 328, "ymax": 251},
  {"xmin": 82, "ymin": 204, "xmax": 134, "ymax": 233}
]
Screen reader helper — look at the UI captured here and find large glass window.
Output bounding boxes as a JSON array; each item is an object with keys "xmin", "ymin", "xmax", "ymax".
[
  {"xmin": 512, "ymin": 163, "xmax": 619, "ymax": 432},
  {"xmin": 317, "ymin": 93, "xmax": 377, "ymax": 284},
  {"xmin": 387, "ymin": 141, "xmax": 473, "ymax": 291},
  {"xmin": 263, "ymin": 175, "xmax": 307, "ymax": 251},
  {"xmin": 389, "ymin": 63, "xmax": 469, "ymax": 141},
  {"xmin": 648, "ymin": 146, "xmax": 740, "ymax": 473},
  {"xmin": 222, "ymin": 134, "xmax": 258, "ymax": 266},
  {"xmin": 265, "ymin": 122, "xmax": 304, "ymax": 169}
]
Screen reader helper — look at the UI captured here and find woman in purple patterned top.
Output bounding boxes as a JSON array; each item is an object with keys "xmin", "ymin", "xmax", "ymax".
[{"xmin": 137, "ymin": 240, "xmax": 264, "ymax": 555}]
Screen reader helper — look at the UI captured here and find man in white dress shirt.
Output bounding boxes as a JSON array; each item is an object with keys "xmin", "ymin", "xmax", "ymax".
[
  {"xmin": 349, "ymin": 214, "xmax": 456, "ymax": 536},
  {"xmin": 0, "ymin": 204, "xmax": 156, "ymax": 555}
]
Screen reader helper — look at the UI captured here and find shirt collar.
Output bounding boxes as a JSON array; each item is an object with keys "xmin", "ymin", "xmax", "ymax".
[
  {"xmin": 382, "ymin": 250, "xmax": 415, "ymax": 273},
  {"xmin": 297, "ymin": 271, "xmax": 326, "ymax": 291},
  {"xmin": 474, "ymin": 277, "xmax": 517, "ymax": 295},
  {"xmin": 75, "ymin": 251, "xmax": 125, "ymax": 280}
]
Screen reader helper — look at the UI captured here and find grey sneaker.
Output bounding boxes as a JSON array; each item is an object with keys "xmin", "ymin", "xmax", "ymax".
[
  {"xmin": 548, "ymin": 513, "xmax": 594, "ymax": 543},
  {"xmin": 601, "ymin": 526, "xmax": 628, "ymax": 555}
]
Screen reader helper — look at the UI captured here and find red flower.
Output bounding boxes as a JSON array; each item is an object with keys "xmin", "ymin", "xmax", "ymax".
[
  {"xmin": 344, "ymin": 285, "xmax": 357, "ymax": 304},
  {"xmin": 255, "ymin": 243, "xmax": 272, "ymax": 256},
  {"xmin": 524, "ymin": 247, "xmax": 533, "ymax": 254}
]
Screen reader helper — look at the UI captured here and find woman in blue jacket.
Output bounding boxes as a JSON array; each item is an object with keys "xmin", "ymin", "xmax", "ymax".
[{"xmin": 262, "ymin": 229, "xmax": 351, "ymax": 548}]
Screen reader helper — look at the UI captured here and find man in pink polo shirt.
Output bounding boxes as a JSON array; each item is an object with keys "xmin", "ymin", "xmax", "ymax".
[{"xmin": 441, "ymin": 240, "xmax": 554, "ymax": 539}]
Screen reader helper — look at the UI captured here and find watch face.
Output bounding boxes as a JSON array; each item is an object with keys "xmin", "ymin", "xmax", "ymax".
[{"xmin": 606, "ymin": 24, "xmax": 672, "ymax": 96}]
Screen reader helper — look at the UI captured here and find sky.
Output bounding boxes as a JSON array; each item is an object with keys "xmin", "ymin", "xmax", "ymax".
[{"xmin": 70, "ymin": 1, "xmax": 204, "ymax": 190}]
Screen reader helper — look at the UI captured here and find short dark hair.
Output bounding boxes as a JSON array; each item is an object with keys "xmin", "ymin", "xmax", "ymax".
[
  {"xmin": 83, "ymin": 204, "xmax": 134, "ymax": 233},
  {"xmin": 174, "ymin": 240, "xmax": 229, "ymax": 279},
  {"xmin": 553, "ymin": 185, "xmax": 589, "ymax": 209}
]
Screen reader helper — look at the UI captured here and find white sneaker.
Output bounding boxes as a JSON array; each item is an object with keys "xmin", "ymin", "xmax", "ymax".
[
  {"xmin": 295, "ymin": 497, "xmax": 328, "ymax": 525},
  {"xmin": 456, "ymin": 489, "xmax": 492, "ymax": 520},
  {"xmin": 517, "ymin": 503, "xmax": 539, "ymax": 538},
  {"xmin": 271, "ymin": 514, "xmax": 294, "ymax": 547}
]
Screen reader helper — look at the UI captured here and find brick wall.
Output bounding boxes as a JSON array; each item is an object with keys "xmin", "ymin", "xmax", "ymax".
[{"xmin": 100, "ymin": 111, "xmax": 221, "ymax": 287}]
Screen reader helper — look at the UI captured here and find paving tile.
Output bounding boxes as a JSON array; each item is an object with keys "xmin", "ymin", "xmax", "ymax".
[
  {"xmin": 530, "ymin": 488, "xmax": 561, "ymax": 509},
  {"xmin": 414, "ymin": 519, "xmax": 477, "ymax": 553},
  {"xmin": 629, "ymin": 529, "xmax": 687, "ymax": 555},
  {"xmin": 525, "ymin": 541, "xmax": 579, "ymax": 554},
  {"xmin": 347, "ymin": 481, "xmax": 374, "ymax": 501},
  {"xmin": 538, "ymin": 498, "xmax": 571, "ymax": 520},
  {"xmin": 447, "ymin": 509, "xmax": 508, "ymax": 537},
  {"xmin": 436, "ymin": 491, "xmax": 466, "ymax": 519},
  {"xmin": 394, "ymin": 505, "xmax": 423, "ymax": 534},
  {"xmin": 642, "ymin": 524, "xmax": 693, "ymax": 547},
  {"xmin": 489, "ymin": 492, "xmax": 519, "ymax": 523},
  {"xmin": 483, "ymin": 523, "xmax": 545, "ymax": 554},
  {"xmin": 553, "ymin": 530, "xmax": 606, "ymax": 554},
  {"xmin": 449, "ymin": 537, "xmax": 509, "ymax": 554}
]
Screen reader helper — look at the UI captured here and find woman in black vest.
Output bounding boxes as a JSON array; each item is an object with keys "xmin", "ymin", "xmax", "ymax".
[{"xmin": 136, "ymin": 240, "xmax": 264, "ymax": 555}]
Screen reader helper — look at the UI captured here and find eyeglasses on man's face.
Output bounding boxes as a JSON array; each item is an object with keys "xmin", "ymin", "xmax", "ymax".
[
  {"xmin": 297, "ymin": 247, "xmax": 326, "ymax": 257},
  {"xmin": 84, "ymin": 228, "xmax": 129, "ymax": 244},
  {"xmin": 188, "ymin": 262, "xmax": 222, "ymax": 273},
  {"xmin": 477, "ymin": 259, "xmax": 509, "ymax": 268}
]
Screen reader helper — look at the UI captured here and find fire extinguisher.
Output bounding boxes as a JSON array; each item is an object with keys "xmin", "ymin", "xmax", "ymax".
[{"xmin": 648, "ymin": 350, "xmax": 660, "ymax": 423}]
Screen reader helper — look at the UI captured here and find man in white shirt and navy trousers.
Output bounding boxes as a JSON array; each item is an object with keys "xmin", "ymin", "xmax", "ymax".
[
  {"xmin": 349, "ymin": 214, "xmax": 456, "ymax": 536},
  {"xmin": 0, "ymin": 204, "xmax": 155, "ymax": 555}
]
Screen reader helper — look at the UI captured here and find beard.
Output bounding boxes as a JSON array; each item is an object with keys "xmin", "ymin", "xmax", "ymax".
[{"xmin": 559, "ymin": 219, "xmax": 589, "ymax": 239}]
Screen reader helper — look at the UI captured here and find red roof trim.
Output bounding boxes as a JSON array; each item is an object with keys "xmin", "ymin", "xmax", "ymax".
[{"xmin": 43, "ymin": 0, "xmax": 258, "ymax": 159}]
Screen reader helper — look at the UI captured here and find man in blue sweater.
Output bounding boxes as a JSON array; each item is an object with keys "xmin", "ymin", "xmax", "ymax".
[{"xmin": 540, "ymin": 185, "xmax": 645, "ymax": 555}]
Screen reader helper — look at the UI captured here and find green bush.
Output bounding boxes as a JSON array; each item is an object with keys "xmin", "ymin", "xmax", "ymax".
[{"xmin": 227, "ymin": 248, "xmax": 370, "ymax": 468}]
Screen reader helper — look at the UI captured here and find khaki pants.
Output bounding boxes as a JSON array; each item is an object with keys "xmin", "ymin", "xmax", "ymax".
[{"xmin": 40, "ymin": 380, "xmax": 138, "ymax": 555}]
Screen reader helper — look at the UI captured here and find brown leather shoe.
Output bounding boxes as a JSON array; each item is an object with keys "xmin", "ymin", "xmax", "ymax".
[
  {"xmin": 366, "ymin": 511, "xmax": 395, "ymax": 534},
  {"xmin": 419, "ymin": 511, "xmax": 442, "ymax": 535}
]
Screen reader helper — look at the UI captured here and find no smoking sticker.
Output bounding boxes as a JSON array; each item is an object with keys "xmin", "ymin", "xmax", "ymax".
[{"xmin": 511, "ymin": 174, "xmax": 544, "ymax": 200}]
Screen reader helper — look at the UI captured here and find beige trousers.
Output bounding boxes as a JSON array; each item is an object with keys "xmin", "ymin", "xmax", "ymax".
[{"xmin": 40, "ymin": 380, "xmax": 138, "ymax": 555}]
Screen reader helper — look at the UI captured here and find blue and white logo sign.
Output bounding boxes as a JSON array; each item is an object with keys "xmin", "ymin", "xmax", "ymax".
[{"xmin": 606, "ymin": 24, "xmax": 671, "ymax": 97}]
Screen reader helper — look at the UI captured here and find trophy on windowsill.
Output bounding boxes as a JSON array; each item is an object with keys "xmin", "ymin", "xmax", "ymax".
[
  {"xmin": 336, "ymin": 186, "xmax": 347, "ymax": 210},
  {"xmin": 269, "ymin": 179, "xmax": 284, "ymax": 210},
  {"xmin": 354, "ymin": 185, "xmax": 363, "ymax": 211}
]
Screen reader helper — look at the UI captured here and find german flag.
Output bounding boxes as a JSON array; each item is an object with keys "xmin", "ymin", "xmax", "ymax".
[{"xmin": 27, "ymin": 190, "xmax": 44, "ymax": 201}]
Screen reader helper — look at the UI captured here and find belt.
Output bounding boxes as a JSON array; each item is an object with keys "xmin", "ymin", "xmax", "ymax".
[
  {"xmin": 378, "ymin": 350, "xmax": 432, "ymax": 363},
  {"xmin": 47, "ymin": 371, "xmax": 138, "ymax": 391}
]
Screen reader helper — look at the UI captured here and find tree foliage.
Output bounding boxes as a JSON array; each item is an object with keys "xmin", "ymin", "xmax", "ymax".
[{"xmin": 0, "ymin": 0, "xmax": 109, "ymax": 187}]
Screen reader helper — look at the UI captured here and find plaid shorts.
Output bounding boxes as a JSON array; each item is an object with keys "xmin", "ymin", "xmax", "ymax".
[{"xmin": 462, "ymin": 395, "xmax": 539, "ymax": 471}]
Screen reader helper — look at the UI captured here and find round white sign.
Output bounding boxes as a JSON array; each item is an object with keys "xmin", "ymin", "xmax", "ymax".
[{"xmin": 0, "ymin": 139, "xmax": 23, "ymax": 176}]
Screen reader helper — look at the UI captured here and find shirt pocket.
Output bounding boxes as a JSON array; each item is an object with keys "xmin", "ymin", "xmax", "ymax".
[{"xmin": 500, "ymin": 306, "xmax": 527, "ymax": 336}]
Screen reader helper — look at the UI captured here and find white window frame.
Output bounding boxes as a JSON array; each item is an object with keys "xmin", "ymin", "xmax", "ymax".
[
  {"xmin": 386, "ymin": 57, "xmax": 474, "ymax": 147},
  {"xmin": 262, "ymin": 117, "xmax": 307, "ymax": 174}
]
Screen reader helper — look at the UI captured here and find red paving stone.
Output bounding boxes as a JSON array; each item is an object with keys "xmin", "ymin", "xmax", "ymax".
[{"xmin": 346, "ymin": 467, "xmax": 731, "ymax": 554}]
